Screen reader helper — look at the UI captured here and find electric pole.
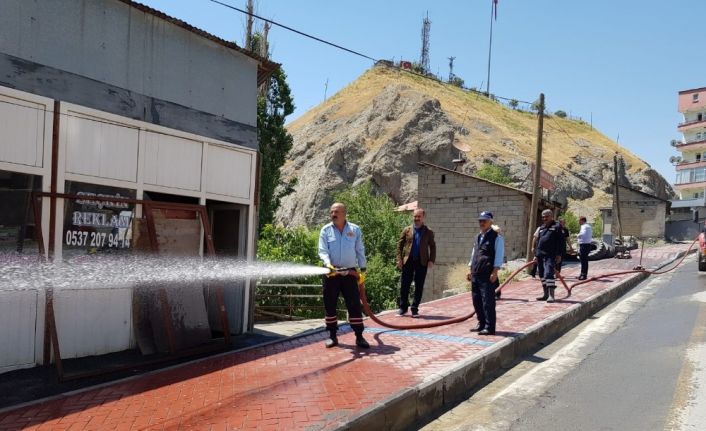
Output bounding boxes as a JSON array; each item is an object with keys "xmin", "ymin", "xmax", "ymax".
[
  {"xmin": 613, "ymin": 153, "xmax": 624, "ymax": 241},
  {"xmin": 245, "ymin": 0, "xmax": 254, "ymax": 51},
  {"xmin": 526, "ymin": 93, "xmax": 545, "ymax": 262},
  {"xmin": 486, "ymin": 0, "xmax": 498, "ymax": 96}
]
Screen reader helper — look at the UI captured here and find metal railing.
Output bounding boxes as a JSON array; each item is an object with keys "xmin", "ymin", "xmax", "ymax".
[
  {"xmin": 678, "ymin": 118, "xmax": 706, "ymax": 128},
  {"xmin": 255, "ymin": 283, "xmax": 346, "ymax": 321}
]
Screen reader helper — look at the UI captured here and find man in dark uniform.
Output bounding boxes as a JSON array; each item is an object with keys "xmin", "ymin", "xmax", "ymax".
[
  {"xmin": 467, "ymin": 211, "xmax": 505, "ymax": 335},
  {"xmin": 535, "ymin": 209, "xmax": 564, "ymax": 303},
  {"xmin": 558, "ymin": 217, "xmax": 573, "ymax": 266},
  {"xmin": 318, "ymin": 203, "xmax": 370, "ymax": 349}
]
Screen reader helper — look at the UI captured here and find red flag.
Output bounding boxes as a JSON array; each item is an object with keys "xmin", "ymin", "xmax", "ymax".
[{"xmin": 493, "ymin": 0, "xmax": 498, "ymax": 20}]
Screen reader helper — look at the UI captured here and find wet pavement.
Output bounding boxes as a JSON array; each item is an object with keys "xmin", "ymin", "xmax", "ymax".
[{"xmin": 0, "ymin": 244, "xmax": 690, "ymax": 431}]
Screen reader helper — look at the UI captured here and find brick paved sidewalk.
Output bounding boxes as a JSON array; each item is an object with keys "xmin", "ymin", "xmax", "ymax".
[{"xmin": 0, "ymin": 245, "xmax": 689, "ymax": 431}]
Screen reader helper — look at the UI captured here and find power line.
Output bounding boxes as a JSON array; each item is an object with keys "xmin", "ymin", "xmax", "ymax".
[
  {"xmin": 206, "ymin": 0, "xmax": 378, "ymax": 62},
  {"xmin": 211, "ymin": 0, "xmax": 537, "ymax": 106}
]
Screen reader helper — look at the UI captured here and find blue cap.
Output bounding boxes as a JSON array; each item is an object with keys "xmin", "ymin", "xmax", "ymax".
[{"xmin": 478, "ymin": 211, "xmax": 493, "ymax": 220}]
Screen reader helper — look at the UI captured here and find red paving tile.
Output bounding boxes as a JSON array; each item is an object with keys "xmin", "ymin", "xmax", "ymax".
[{"xmin": 0, "ymin": 245, "xmax": 688, "ymax": 431}]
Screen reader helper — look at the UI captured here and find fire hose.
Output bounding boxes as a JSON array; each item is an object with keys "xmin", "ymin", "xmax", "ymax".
[{"xmin": 327, "ymin": 235, "xmax": 700, "ymax": 331}]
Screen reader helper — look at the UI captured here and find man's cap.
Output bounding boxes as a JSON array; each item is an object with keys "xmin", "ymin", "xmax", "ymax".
[
  {"xmin": 478, "ymin": 211, "xmax": 493, "ymax": 220},
  {"xmin": 541, "ymin": 209, "xmax": 553, "ymax": 217}
]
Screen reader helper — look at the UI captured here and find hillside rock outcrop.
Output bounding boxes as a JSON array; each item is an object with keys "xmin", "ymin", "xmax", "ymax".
[{"xmin": 277, "ymin": 66, "xmax": 674, "ymax": 226}]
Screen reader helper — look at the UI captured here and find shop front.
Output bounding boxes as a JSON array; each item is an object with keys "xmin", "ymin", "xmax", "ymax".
[{"xmin": 0, "ymin": 85, "xmax": 258, "ymax": 374}]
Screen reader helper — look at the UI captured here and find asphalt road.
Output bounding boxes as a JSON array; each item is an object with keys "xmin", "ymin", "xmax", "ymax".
[{"xmin": 419, "ymin": 254, "xmax": 706, "ymax": 431}]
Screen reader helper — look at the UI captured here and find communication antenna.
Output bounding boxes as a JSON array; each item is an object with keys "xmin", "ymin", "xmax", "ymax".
[
  {"xmin": 419, "ymin": 12, "xmax": 431, "ymax": 74},
  {"xmin": 448, "ymin": 56, "xmax": 455, "ymax": 82}
]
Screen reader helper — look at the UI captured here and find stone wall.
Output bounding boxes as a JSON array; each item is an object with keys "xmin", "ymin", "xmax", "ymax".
[{"xmin": 417, "ymin": 164, "xmax": 531, "ymax": 301}]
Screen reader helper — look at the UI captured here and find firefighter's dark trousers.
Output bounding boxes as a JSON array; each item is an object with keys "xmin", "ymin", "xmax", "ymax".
[{"xmin": 323, "ymin": 275, "xmax": 364, "ymax": 335}]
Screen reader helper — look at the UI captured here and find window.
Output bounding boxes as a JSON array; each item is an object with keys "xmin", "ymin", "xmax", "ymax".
[
  {"xmin": 441, "ymin": 174, "xmax": 446, "ymax": 184},
  {"xmin": 694, "ymin": 93, "xmax": 700, "ymax": 103},
  {"xmin": 697, "ymin": 154, "xmax": 702, "ymax": 162},
  {"xmin": 699, "ymin": 113, "xmax": 704, "ymax": 122},
  {"xmin": 0, "ymin": 171, "xmax": 43, "ymax": 255}
]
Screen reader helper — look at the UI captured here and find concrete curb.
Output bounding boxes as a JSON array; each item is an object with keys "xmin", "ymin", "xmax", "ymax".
[{"xmin": 335, "ymin": 249, "xmax": 692, "ymax": 431}]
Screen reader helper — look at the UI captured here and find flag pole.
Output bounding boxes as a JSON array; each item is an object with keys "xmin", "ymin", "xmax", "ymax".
[{"xmin": 485, "ymin": 0, "xmax": 495, "ymax": 96}]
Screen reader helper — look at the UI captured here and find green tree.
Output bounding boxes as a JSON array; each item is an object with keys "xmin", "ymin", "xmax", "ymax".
[
  {"xmin": 333, "ymin": 183, "xmax": 409, "ymax": 312},
  {"xmin": 256, "ymin": 224, "xmax": 319, "ymax": 265},
  {"xmin": 257, "ymin": 67, "xmax": 295, "ymax": 230},
  {"xmin": 554, "ymin": 110, "xmax": 567, "ymax": 118},
  {"xmin": 474, "ymin": 163, "xmax": 513, "ymax": 185},
  {"xmin": 560, "ymin": 210, "xmax": 580, "ymax": 234},
  {"xmin": 449, "ymin": 76, "xmax": 465, "ymax": 88},
  {"xmin": 509, "ymin": 99, "xmax": 519, "ymax": 110},
  {"xmin": 591, "ymin": 215, "xmax": 603, "ymax": 238},
  {"xmin": 333, "ymin": 183, "xmax": 408, "ymax": 264}
]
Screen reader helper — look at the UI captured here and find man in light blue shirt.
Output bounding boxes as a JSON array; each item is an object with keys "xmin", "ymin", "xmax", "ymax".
[
  {"xmin": 576, "ymin": 216, "xmax": 593, "ymax": 280},
  {"xmin": 318, "ymin": 202, "xmax": 369, "ymax": 349},
  {"xmin": 466, "ymin": 211, "xmax": 505, "ymax": 335}
]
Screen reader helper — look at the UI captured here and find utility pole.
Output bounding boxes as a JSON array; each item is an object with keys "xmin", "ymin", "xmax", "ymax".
[
  {"xmin": 245, "ymin": 0, "xmax": 254, "ymax": 51},
  {"xmin": 485, "ymin": 0, "xmax": 498, "ymax": 96},
  {"xmin": 448, "ymin": 56, "xmax": 455, "ymax": 82},
  {"xmin": 323, "ymin": 78, "xmax": 329, "ymax": 102},
  {"xmin": 613, "ymin": 153, "xmax": 624, "ymax": 241},
  {"xmin": 526, "ymin": 93, "xmax": 545, "ymax": 262}
]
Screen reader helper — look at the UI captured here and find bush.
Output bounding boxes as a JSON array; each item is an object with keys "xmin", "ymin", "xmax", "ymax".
[
  {"xmin": 333, "ymin": 183, "xmax": 408, "ymax": 264},
  {"xmin": 474, "ymin": 162, "xmax": 512, "ymax": 185},
  {"xmin": 554, "ymin": 110, "xmax": 567, "ymax": 118},
  {"xmin": 509, "ymin": 99, "xmax": 519, "ymax": 109},
  {"xmin": 255, "ymin": 183, "xmax": 410, "ymax": 317},
  {"xmin": 362, "ymin": 254, "xmax": 400, "ymax": 312},
  {"xmin": 333, "ymin": 183, "xmax": 409, "ymax": 312},
  {"xmin": 591, "ymin": 216, "xmax": 603, "ymax": 238},
  {"xmin": 257, "ymin": 224, "xmax": 319, "ymax": 265},
  {"xmin": 560, "ymin": 210, "xmax": 580, "ymax": 235},
  {"xmin": 449, "ymin": 76, "xmax": 465, "ymax": 88}
]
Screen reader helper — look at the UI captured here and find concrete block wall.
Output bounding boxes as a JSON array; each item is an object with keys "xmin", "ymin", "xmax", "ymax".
[
  {"xmin": 612, "ymin": 187, "xmax": 667, "ymax": 238},
  {"xmin": 417, "ymin": 165, "xmax": 531, "ymax": 301}
]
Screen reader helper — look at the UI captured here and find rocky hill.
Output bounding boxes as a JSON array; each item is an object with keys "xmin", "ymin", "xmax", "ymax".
[{"xmin": 276, "ymin": 65, "xmax": 674, "ymax": 226}]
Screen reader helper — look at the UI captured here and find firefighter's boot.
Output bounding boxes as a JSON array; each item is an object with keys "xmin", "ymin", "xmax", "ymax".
[
  {"xmin": 547, "ymin": 288, "xmax": 556, "ymax": 303},
  {"xmin": 355, "ymin": 333, "xmax": 370, "ymax": 349},
  {"xmin": 536, "ymin": 286, "xmax": 549, "ymax": 301},
  {"xmin": 325, "ymin": 330, "xmax": 338, "ymax": 348}
]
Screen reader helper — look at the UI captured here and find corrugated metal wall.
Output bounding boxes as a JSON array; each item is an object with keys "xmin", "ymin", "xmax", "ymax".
[{"xmin": 0, "ymin": 290, "xmax": 38, "ymax": 372}]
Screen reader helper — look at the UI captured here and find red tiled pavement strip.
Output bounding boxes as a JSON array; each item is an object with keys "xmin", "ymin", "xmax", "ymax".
[{"xmin": 0, "ymin": 245, "xmax": 690, "ymax": 431}]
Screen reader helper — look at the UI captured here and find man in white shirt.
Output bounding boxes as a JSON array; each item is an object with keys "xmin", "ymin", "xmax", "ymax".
[{"xmin": 576, "ymin": 216, "xmax": 593, "ymax": 280}]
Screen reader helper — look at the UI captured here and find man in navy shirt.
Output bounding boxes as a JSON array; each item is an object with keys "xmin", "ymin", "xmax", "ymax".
[
  {"xmin": 535, "ymin": 209, "xmax": 564, "ymax": 303},
  {"xmin": 467, "ymin": 211, "xmax": 505, "ymax": 335}
]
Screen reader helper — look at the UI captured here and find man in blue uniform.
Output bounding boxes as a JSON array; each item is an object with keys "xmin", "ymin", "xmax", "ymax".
[
  {"xmin": 535, "ymin": 209, "xmax": 564, "ymax": 303},
  {"xmin": 467, "ymin": 211, "xmax": 505, "ymax": 335},
  {"xmin": 318, "ymin": 202, "xmax": 370, "ymax": 349}
]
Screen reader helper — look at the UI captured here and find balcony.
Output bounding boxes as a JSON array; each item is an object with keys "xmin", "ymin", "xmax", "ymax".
[
  {"xmin": 676, "ymin": 160, "xmax": 706, "ymax": 170},
  {"xmin": 678, "ymin": 118, "xmax": 706, "ymax": 130},
  {"xmin": 676, "ymin": 137, "xmax": 706, "ymax": 149},
  {"xmin": 673, "ymin": 180, "xmax": 706, "ymax": 190},
  {"xmin": 671, "ymin": 197, "xmax": 706, "ymax": 209}
]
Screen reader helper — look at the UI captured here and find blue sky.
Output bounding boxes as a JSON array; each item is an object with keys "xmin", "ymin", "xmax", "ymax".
[{"xmin": 141, "ymin": 0, "xmax": 706, "ymax": 183}]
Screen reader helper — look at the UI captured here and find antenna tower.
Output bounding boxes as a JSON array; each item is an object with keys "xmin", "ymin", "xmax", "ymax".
[
  {"xmin": 448, "ymin": 56, "xmax": 455, "ymax": 82},
  {"xmin": 419, "ymin": 12, "xmax": 431, "ymax": 74}
]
